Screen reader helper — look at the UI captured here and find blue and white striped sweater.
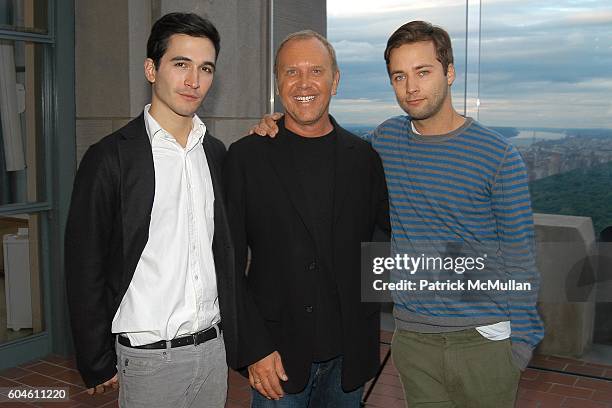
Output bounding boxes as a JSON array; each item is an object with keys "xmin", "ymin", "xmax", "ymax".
[{"xmin": 365, "ymin": 115, "xmax": 544, "ymax": 369}]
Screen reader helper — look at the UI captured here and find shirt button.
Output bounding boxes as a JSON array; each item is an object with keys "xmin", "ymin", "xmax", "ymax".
[
  {"xmin": 194, "ymin": 275, "xmax": 199, "ymax": 280},
  {"xmin": 304, "ymin": 305, "xmax": 313, "ymax": 313}
]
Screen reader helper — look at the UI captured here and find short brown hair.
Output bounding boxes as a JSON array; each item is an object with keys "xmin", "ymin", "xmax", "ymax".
[
  {"xmin": 274, "ymin": 30, "xmax": 338, "ymax": 80},
  {"xmin": 384, "ymin": 21, "xmax": 453, "ymax": 75}
]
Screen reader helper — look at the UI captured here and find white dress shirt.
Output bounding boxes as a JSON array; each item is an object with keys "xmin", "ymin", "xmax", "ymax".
[{"xmin": 111, "ymin": 105, "xmax": 220, "ymax": 346}]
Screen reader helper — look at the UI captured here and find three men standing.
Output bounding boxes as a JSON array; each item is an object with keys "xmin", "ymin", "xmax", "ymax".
[
  {"xmin": 224, "ymin": 31, "xmax": 390, "ymax": 407},
  {"xmin": 65, "ymin": 13, "xmax": 238, "ymax": 408},
  {"xmin": 65, "ymin": 9, "xmax": 543, "ymax": 408}
]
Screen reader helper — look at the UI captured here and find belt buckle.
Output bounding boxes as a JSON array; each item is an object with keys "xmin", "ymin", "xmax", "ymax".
[{"xmin": 191, "ymin": 332, "xmax": 200, "ymax": 346}]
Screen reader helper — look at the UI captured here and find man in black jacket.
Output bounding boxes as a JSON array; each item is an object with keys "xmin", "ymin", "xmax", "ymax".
[
  {"xmin": 65, "ymin": 13, "xmax": 238, "ymax": 408},
  {"xmin": 224, "ymin": 30, "xmax": 390, "ymax": 407}
]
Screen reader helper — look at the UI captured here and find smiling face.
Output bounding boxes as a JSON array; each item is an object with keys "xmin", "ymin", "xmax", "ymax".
[
  {"xmin": 276, "ymin": 37, "xmax": 340, "ymax": 136},
  {"xmin": 388, "ymin": 41, "xmax": 455, "ymax": 122},
  {"xmin": 144, "ymin": 33, "xmax": 216, "ymax": 126}
]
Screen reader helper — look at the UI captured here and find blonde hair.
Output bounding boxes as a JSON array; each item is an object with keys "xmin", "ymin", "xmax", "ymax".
[{"xmin": 274, "ymin": 30, "xmax": 338, "ymax": 80}]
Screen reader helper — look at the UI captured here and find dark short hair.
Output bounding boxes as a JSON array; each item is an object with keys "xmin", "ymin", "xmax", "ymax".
[
  {"xmin": 384, "ymin": 21, "xmax": 453, "ymax": 75},
  {"xmin": 147, "ymin": 12, "xmax": 220, "ymax": 68},
  {"xmin": 274, "ymin": 30, "xmax": 338, "ymax": 80}
]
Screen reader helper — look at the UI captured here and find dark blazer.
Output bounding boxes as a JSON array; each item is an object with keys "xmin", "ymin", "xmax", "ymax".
[
  {"xmin": 224, "ymin": 117, "xmax": 390, "ymax": 393},
  {"xmin": 65, "ymin": 114, "xmax": 238, "ymax": 388}
]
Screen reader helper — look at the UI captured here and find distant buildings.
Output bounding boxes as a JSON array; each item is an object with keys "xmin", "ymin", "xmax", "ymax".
[{"xmin": 519, "ymin": 134, "xmax": 612, "ymax": 181}]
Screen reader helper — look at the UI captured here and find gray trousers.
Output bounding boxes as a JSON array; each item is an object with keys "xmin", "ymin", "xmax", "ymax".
[{"xmin": 116, "ymin": 329, "xmax": 227, "ymax": 408}]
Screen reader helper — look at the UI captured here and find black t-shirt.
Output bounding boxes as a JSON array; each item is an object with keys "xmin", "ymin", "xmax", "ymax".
[{"xmin": 287, "ymin": 127, "xmax": 343, "ymax": 362}]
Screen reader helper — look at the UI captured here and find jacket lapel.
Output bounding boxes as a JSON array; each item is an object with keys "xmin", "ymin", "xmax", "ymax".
[
  {"xmin": 202, "ymin": 131, "xmax": 235, "ymax": 309},
  {"xmin": 331, "ymin": 116, "xmax": 355, "ymax": 224},
  {"xmin": 202, "ymin": 132, "xmax": 223, "ymax": 207},
  {"xmin": 202, "ymin": 132, "xmax": 231, "ymax": 252},
  {"xmin": 117, "ymin": 114, "xmax": 155, "ymax": 283}
]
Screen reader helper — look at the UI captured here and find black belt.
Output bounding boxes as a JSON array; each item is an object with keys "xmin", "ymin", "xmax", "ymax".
[{"xmin": 118, "ymin": 322, "xmax": 222, "ymax": 349}]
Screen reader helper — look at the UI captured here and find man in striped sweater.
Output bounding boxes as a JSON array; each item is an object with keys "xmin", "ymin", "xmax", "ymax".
[
  {"xmin": 251, "ymin": 20, "xmax": 544, "ymax": 407},
  {"xmin": 366, "ymin": 21, "xmax": 544, "ymax": 407}
]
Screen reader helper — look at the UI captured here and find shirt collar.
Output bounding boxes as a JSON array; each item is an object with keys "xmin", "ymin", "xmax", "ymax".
[
  {"xmin": 191, "ymin": 112, "xmax": 207, "ymax": 145},
  {"xmin": 144, "ymin": 104, "xmax": 207, "ymax": 145}
]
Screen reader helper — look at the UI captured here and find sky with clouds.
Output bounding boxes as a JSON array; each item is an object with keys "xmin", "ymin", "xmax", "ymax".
[{"xmin": 327, "ymin": 0, "xmax": 612, "ymax": 129}]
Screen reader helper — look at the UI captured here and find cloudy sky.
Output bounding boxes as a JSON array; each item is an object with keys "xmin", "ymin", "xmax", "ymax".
[{"xmin": 327, "ymin": 0, "xmax": 612, "ymax": 129}]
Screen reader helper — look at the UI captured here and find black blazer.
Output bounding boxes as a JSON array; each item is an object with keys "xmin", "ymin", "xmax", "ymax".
[
  {"xmin": 224, "ymin": 117, "xmax": 390, "ymax": 392},
  {"xmin": 65, "ymin": 114, "xmax": 238, "ymax": 388}
]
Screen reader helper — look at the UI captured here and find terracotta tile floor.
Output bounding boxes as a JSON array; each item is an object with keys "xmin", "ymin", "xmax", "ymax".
[{"xmin": 1, "ymin": 332, "xmax": 611, "ymax": 407}]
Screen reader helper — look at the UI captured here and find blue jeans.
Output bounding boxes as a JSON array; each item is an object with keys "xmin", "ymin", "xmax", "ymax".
[{"xmin": 251, "ymin": 356, "xmax": 363, "ymax": 408}]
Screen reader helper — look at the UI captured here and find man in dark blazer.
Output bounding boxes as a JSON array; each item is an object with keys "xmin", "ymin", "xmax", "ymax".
[
  {"xmin": 224, "ymin": 30, "xmax": 390, "ymax": 407},
  {"xmin": 65, "ymin": 13, "xmax": 238, "ymax": 408}
]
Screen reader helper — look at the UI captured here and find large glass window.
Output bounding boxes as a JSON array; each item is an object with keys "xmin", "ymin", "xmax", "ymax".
[
  {"xmin": 0, "ymin": 0, "xmax": 52, "ymax": 352},
  {"xmin": 478, "ymin": 1, "xmax": 612, "ymax": 236},
  {"xmin": 476, "ymin": 0, "xmax": 612, "ymax": 368},
  {"xmin": 328, "ymin": 0, "xmax": 612, "ymax": 381},
  {"xmin": 0, "ymin": 0, "xmax": 48, "ymax": 34},
  {"xmin": 0, "ymin": 40, "xmax": 47, "ymax": 205}
]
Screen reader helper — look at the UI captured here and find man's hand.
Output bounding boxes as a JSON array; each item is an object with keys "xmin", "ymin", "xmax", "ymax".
[
  {"xmin": 248, "ymin": 351, "xmax": 288, "ymax": 400},
  {"xmin": 87, "ymin": 374, "xmax": 118, "ymax": 395},
  {"xmin": 247, "ymin": 113, "xmax": 284, "ymax": 137}
]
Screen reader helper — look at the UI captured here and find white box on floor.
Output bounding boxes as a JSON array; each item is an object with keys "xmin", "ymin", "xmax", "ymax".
[{"xmin": 3, "ymin": 228, "xmax": 32, "ymax": 331}]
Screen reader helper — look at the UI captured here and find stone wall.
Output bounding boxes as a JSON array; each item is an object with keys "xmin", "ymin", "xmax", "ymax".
[
  {"xmin": 75, "ymin": 0, "xmax": 326, "ymax": 163},
  {"xmin": 534, "ymin": 213, "xmax": 597, "ymax": 357}
]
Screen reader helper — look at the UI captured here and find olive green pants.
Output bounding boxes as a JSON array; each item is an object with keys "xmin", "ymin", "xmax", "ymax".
[{"xmin": 391, "ymin": 328, "xmax": 520, "ymax": 408}]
